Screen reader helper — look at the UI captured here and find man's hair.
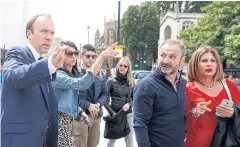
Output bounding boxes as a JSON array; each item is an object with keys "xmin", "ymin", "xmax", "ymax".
[
  {"xmin": 81, "ymin": 44, "xmax": 96, "ymax": 55},
  {"xmin": 26, "ymin": 14, "xmax": 52, "ymax": 39},
  {"xmin": 158, "ymin": 39, "xmax": 186, "ymax": 56},
  {"xmin": 187, "ymin": 46, "xmax": 224, "ymax": 82},
  {"xmin": 60, "ymin": 40, "xmax": 78, "ymax": 51}
]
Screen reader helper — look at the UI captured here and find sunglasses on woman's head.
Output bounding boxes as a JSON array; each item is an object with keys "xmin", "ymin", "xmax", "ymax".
[
  {"xmin": 84, "ymin": 54, "xmax": 98, "ymax": 59},
  {"xmin": 119, "ymin": 64, "xmax": 128, "ymax": 68},
  {"xmin": 65, "ymin": 50, "xmax": 79, "ymax": 57}
]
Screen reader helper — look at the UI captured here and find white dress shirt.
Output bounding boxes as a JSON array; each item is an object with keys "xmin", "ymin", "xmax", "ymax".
[{"xmin": 27, "ymin": 43, "xmax": 56, "ymax": 75}]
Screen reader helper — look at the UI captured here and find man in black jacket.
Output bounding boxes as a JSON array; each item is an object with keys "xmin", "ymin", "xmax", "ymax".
[{"xmin": 133, "ymin": 39, "xmax": 187, "ymax": 147}]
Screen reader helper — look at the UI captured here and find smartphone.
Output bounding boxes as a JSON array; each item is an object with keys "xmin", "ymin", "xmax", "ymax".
[
  {"xmin": 216, "ymin": 99, "xmax": 234, "ymax": 117},
  {"xmin": 113, "ymin": 45, "xmax": 123, "ymax": 58}
]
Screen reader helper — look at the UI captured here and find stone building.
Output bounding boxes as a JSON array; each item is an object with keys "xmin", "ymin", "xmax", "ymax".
[
  {"xmin": 158, "ymin": 11, "xmax": 204, "ymax": 49},
  {"xmin": 94, "ymin": 17, "xmax": 118, "ymax": 69},
  {"xmin": 151, "ymin": 10, "xmax": 204, "ymax": 70}
]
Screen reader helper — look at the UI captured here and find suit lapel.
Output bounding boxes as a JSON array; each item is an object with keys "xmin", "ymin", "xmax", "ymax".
[
  {"xmin": 25, "ymin": 46, "xmax": 36, "ymax": 63},
  {"xmin": 25, "ymin": 46, "xmax": 50, "ymax": 110},
  {"xmin": 39, "ymin": 84, "xmax": 50, "ymax": 110},
  {"xmin": 87, "ymin": 86, "xmax": 94, "ymax": 102}
]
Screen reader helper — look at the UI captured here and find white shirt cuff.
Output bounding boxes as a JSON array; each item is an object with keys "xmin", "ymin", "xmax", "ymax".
[{"xmin": 48, "ymin": 56, "xmax": 57, "ymax": 75}]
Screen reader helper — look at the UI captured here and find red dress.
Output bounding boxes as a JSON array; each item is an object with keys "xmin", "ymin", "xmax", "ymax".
[{"xmin": 185, "ymin": 78, "xmax": 240, "ymax": 147}]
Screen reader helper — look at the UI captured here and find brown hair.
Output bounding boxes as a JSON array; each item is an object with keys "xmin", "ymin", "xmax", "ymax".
[
  {"xmin": 26, "ymin": 14, "xmax": 51, "ymax": 38},
  {"xmin": 81, "ymin": 44, "xmax": 96, "ymax": 55},
  {"xmin": 187, "ymin": 46, "xmax": 224, "ymax": 82},
  {"xmin": 60, "ymin": 40, "xmax": 79, "ymax": 76}
]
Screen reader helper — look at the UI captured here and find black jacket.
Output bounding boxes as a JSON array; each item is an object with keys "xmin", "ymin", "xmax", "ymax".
[
  {"xmin": 211, "ymin": 105, "xmax": 240, "ymax": 147},
  {"xmin": 78, "ymin": 69, "xmax": 108, "ymax": 117},
  {"xmin": 107, "ymin": 77, "xmax": 134, "ymax": 112}
]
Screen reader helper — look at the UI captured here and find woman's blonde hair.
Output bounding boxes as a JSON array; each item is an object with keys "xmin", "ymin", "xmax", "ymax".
[
  {"xmin": 115, "ymin": 56, "xmax": 134, "ymax": 87},
  {"xmin": 187, "ymin": 46, "xmax": 224, "ymax": 82}
]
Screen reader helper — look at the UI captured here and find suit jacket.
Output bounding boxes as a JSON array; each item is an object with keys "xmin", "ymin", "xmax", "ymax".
[
  {"xmin": 78, "ymin": 70, "xmax": 108, "ymax": 117},
  {"xmin": 1, "ymin": 46, "xmax": 58, "ymax": 147}
]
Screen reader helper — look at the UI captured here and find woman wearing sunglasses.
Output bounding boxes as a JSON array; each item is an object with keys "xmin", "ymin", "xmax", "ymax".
[
  {"xmin": 106, "ymin": 56, "xmax": 135, "ymax": 147},
  {"xmin": 51, "ymin": 40, "xmax": 118, "ymax": 147}
]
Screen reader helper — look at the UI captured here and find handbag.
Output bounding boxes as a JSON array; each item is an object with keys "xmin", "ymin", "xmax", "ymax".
[
  {"xmin": 103, "ymin": 109, "xmax": 130, "ymax": 139},
  {"xmin": 210, "ymin": 79, "xmax": 240, "ymax": 147},
  {"xmin": 103, "ymin": 82, "xmax": 132, "ymax": 139}
]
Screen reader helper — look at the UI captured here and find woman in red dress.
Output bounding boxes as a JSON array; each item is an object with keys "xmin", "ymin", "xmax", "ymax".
[{"xmin": 185, "ymin": 46, "xmax": 240, "ymax": 147}]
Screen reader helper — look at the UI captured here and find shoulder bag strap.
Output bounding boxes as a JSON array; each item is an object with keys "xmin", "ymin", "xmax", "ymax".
[{"xmin": 221, "ymin": 79, "xmax": 233, "ymax": 101}]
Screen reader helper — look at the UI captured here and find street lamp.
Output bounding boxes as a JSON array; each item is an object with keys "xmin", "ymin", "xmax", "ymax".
[
  {"xmin": 117, "ymin": 1, "xmax": 121, "ymax": 43},
  {"xmin": 87, "ymin": 25, "xmax": 90, "ymax": 44},
  {"xmin": 143, "ymin": 44, "xmax": 148, "ymax": 70},
  {"xmin": 79, "ymin": 44, "xmax": 82, "ymax": 53},
  {"xmin": 113, "ymin": 1, "xmax": 121, "ymax": 68}
]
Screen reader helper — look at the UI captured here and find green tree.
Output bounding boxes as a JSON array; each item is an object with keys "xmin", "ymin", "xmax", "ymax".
[
  {"xmin": 179, "ymin": 1, "xmax": 240, "ymax": 64},
  {"xmin": 121, "ymin": 2, "xmax": 160, "ymax": 69},
  {"xmin": 121, "ymin": 1, "xmax": 211, "ymax": 69},
  {"xmin": 154, "ymin": 1, "xmax": 211, "ymax": 15},
  {"xmin": 186, "ymin": 1, "xmax": 211, "ymax": 13}
]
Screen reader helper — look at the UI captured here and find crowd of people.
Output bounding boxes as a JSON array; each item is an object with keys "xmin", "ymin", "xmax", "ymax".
[{"xmin": 1, "ymin": 14, "xmax": 240, "ymax": 147}]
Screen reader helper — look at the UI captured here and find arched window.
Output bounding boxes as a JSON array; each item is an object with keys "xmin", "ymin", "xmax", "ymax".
[
  {"xmin": 182, "ymin": 21, "xmax": 194, "ymax": 30},
  {"xmin": 164, "ymin": 25, "xmax": 172, "ymax": 41}
]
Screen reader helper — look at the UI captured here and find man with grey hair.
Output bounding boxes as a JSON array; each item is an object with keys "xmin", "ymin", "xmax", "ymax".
[{"xmin": 133, "ymin": 39, "xmax": 187, "ymax": 147}]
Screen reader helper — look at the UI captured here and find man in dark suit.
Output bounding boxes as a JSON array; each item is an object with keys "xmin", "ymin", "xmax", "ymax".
[{"xmin": 1, "ymin": 14, "xmax": 66, "ymax": 147}]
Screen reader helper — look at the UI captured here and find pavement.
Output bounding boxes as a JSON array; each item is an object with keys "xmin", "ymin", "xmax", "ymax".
[{"xmin": 98, "ymin": 108, "xmax": 138, "ymax": 147}]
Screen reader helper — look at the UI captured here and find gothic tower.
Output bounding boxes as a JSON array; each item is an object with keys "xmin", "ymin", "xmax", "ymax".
[{"xmin": 94, "ymin": 27, "xmax": 100, "ymax": 48}]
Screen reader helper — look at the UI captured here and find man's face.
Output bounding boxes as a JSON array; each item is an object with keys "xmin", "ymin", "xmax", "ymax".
[
  {"xmin": 158, "ymin": 44, "xmax": 185, "ymax": 76},
  {"xmin": 27, "ymin": 16, "xmax": 55, "ymax": 55},
  {"xmin": 81, "ymin": 51, "xmax": 97, "ymax": 68}
]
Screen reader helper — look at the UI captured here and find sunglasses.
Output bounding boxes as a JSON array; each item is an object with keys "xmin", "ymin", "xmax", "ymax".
[
  {"xmin": 84, "ymin": 54, "xmax": 97, "ymax": 59},
  {"xmin": 119, "ymin": 64, "xmax": 128, "ymax": 68},
  {"xmin": 65, "ymin": 51, "xmax": 79, "ymax": 57}
]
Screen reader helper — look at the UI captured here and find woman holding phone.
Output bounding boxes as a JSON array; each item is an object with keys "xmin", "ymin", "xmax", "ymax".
[{"xmin": 185, "ymin": 46, "xmax": 240, "ymax": 147}]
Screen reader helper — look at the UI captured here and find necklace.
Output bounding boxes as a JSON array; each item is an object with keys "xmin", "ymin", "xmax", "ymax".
[{"xmin": 198, "ymin": 81, "xmax": 214, "ymax": 90}]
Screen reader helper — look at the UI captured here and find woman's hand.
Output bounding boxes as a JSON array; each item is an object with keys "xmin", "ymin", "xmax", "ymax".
[
  {"xmin": 216, "ymin": 105, "xmax": 234, "ymax": 118},
  {"xmin": 192, "ymin": 100, "xmax": 212, "ymax": 117},
  {"xmin": 122, "ymin": 103, "xmax": 130, "ymax": 112}
]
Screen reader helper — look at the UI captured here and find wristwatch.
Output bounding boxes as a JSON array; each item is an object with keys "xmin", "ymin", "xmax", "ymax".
[{"xmin": 97, "ymin": 103, "xmax": 101, "ymax": 107}]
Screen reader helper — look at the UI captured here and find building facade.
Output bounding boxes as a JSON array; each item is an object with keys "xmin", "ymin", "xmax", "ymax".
[
  {"xmin": 0, "ymin": 0, "xmax": 28, "ymax": 49},
  {"xmin": 151, "ymin": 11, "xmax": 204, "ymax": 70},
  {"xmin": 158, "ymin": 11, "xmax": 204, "ymax": 47},
  {"xmin": 94, "ymin": 17, "xmax": 118, "ymax": 69}
]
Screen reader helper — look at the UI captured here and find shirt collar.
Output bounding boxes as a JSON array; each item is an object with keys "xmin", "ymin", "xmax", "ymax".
[{"xmin": 27, "ymin": 43, "xmax": 41, "ymax": 61}]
